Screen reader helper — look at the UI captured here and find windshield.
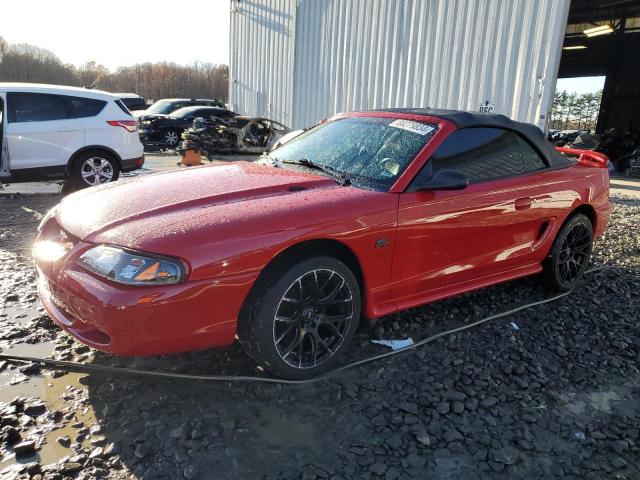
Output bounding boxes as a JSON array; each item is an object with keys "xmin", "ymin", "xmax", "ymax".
[
  {"xmin": 146, "ymin": 101, "xmax": 173, "ymax": 115},
  {"xmin": 270, "ymin": 116, "xmax": 438, "ymax": 190}
]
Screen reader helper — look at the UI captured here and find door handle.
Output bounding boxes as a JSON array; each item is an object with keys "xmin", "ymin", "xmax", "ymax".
[
  {"xmin": 58, "ymin": 128, "xmax": 79, "ymax": 132},
  {"xmin": 515, "ymin": 197, "xmax": 532, "ymax": 211}
]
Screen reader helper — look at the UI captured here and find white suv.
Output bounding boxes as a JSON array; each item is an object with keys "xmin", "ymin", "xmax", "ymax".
[{"xmin": 0, "ymin": 83, "xmax": 144, "ymax": 187}]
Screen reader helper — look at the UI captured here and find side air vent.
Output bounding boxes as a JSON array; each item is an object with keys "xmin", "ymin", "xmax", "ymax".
[{"xmin": 537, "ymin": 221, "xmax": 550, "ymax": 241}]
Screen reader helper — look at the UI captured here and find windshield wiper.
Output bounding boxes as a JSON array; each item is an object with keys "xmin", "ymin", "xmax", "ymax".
[{"xmin": 281, "ymin": 158, "xmax": 351, "ymax": 186}]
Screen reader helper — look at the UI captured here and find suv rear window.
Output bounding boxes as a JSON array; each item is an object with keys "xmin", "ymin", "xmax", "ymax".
[{"xmin": 67, "ymin": 97, "xmax": 107, "ymax": 118}]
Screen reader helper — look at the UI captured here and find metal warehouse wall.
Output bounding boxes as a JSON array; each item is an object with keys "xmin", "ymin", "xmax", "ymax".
[
  {"xmin": 229, "ymin": 0, "xmax": 298, "ymax": 126},
  {"xmin": 230, "ymin": 0, "xmax": 570, "ymax": 130}
]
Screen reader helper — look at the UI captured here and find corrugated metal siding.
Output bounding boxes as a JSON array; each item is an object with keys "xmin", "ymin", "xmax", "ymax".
[
  {"xmin": 230, "ymin": 0, "xmax": 569, "ymax": 130},
  {"xmin": 229, "ymin": 0, "xmax": 297, "ymax": 125}
]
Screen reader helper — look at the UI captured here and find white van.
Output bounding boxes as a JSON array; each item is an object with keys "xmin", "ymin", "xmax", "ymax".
[{"xmin": 0, "ymin": 83, "xmax": 144, "ymax": 187}]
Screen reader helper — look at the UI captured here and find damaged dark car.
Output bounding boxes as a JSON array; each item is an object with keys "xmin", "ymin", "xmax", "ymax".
[
  {"xmin": 138, "ymin": 106, "xmax": 236, "ymax": 148},
  {"xmin": 180, "ymin": 116, "xmax": 290, "ymax": 155}
]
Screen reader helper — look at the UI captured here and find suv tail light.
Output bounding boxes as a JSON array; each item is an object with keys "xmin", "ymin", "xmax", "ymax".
[{"xmin": 107, "ymin": 120, "xmax": 138, "ymax": 132}]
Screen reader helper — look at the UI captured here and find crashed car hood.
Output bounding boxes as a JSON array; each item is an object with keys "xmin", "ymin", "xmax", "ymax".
[
  {"xmin": 55, "ymin": 162, "xmax": 338, "ymax": 247},
  {"xmin": 137, "ymin": 113, "xmax": 175, "ymax": 122}
]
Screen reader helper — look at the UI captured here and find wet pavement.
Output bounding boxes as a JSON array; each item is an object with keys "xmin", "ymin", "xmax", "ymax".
[{"xmin": 0, "ymin": 166, "xmax": 639, "ymax": 479}]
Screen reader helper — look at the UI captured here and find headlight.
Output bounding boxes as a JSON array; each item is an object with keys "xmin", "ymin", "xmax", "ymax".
[
  {"xmin": 33, "ymin": 240, "xmax": 69, "ymax": 262},
  {"xmin": 78, "ymin": 245, "xmax": 185, "ymax": 285}
]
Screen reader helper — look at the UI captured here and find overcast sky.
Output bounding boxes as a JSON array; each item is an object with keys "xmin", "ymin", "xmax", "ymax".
[{"xmin": 2, "ymin": 0, "xmax": 230, "ymax": 70}]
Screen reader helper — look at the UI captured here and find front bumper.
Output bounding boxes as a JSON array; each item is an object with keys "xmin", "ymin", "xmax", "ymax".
[{"xmin": 35, "ymin": 243, "xmax": 257, "ymax": 356}]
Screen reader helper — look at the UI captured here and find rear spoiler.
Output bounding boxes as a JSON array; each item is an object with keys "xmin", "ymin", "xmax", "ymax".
[{"xmin": 555, "ymin": 147, "xmax": 609, "ymax": 168}]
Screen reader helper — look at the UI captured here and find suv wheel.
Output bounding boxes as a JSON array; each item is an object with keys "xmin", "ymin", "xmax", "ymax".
[{"xmin": 71, "ymin": 151, "xmax": 120, "ymax": 188}]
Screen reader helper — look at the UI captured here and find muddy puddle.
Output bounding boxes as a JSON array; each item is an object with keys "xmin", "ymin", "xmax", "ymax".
[
  {"xmin": 0, "ymin": 342, "xmax": 54, "ymax": 402},
  {"xmin": 560, "ymin": 382, "xmax": 640, "ymax": 420},
  {"xmin": 0, "ymin": 342, "xmax": 103, "ymax": 472}
]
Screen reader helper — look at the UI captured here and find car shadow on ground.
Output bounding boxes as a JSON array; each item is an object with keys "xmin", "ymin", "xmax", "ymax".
[{"xmin": 77, "ymin": 262, "xmax": 640, "ymax": 480}]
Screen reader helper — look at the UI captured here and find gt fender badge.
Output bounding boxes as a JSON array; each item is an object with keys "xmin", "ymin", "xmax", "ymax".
[{"xmin": 375, "ymin": 238, "xmax": 389, "ymax": 248}]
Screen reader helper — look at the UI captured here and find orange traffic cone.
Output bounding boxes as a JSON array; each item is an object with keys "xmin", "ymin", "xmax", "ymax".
[{"xmin": 181, "ymin": 149, "xmax": 203, "ymax": 166}]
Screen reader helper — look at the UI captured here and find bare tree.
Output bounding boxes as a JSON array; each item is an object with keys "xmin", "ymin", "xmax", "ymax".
[{"xmin": 0, "ymin": 38, "xmax": 228, "ymax": 102}]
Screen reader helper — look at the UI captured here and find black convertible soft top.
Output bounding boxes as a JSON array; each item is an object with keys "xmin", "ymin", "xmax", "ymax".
[{"xmin": 372, "ymin": 108, "xmax": 572, "ymax": 168}]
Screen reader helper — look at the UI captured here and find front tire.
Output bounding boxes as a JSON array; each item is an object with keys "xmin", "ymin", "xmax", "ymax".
[
  {"xmin": 543, "ymin": 213, "xmax": 593, "ymax": 291},
  {"xmin": 70, "ymin": 151, "xmax": 120, "ymax": 189},
  {"xmin": 238, "ymin": 256, "xmax": 361, "ymax": 380},
  {"xmin": 163, "ymin": 129, "xmax": 181, "ymax": 147}
]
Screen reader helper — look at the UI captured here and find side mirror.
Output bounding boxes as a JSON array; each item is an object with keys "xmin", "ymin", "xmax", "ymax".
[{"xmin": 410, "ymin": 169, "xmax": 469, "ymax": 191}]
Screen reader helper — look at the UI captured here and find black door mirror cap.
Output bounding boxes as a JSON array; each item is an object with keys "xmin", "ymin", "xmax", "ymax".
[{"xmin": 408, "ymin": 169, "xmax": 469, "ymax": 192}]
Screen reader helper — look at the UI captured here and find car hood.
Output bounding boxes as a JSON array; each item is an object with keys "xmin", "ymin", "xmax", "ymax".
[
  {"xmin": 55, "ymin": 162, "xmax": 338, "ymax": 247},
  {"xmin": 138, "ymin": 113, "xmax": 175, "ymax": 123}
]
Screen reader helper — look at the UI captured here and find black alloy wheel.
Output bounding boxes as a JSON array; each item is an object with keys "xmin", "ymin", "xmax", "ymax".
[
  {"xmin": 273, "ymin": 269, "xmax": 354, "ymax": 369},
  {"xmin": 238, "ymin": 256, "xmax": 361, "ymax": 379},
  {"xmin": 557, "ymin": 223, "xmax": 591, "ymax": 284},
  {"xmin": 543, "ymin": 213, "xmax": 593, "ymax": 291}
]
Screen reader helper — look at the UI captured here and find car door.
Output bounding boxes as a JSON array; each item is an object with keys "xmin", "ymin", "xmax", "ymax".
[
  {"xmin": 5, "ymin": 92, "xmax": 84, "ymax": 171},
  {"xmin": 391, "ymin": 127, "xmax": 552, "ymax": 303}
]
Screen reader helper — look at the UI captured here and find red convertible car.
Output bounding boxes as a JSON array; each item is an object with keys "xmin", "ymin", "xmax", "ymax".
[{"xmin": 33, "ymin": 109, "xmax": 611, "ymax": 379}]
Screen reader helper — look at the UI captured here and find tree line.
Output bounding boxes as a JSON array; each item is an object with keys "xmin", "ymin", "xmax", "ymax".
[
  {"xmin": 549, "ymin": 90, "xmax": 602, "ymax": 132},
  {"xmin": 0, "ymin": 37, "xmax": 228, "ymax": 102}
]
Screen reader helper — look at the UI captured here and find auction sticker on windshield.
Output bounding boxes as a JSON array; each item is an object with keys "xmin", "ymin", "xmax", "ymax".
[{"xmin": 389, "ymin": 119, "xmax": 435, "ymax": 136}]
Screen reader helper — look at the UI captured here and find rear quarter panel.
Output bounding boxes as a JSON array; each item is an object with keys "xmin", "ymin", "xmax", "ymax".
[
  {"xmin": 82, "ymin": 102, "xmax": 143, "ymax": 161},
  {"xmin": 529, "ymin": 162, "xmax": 610, "ymax": 258}
]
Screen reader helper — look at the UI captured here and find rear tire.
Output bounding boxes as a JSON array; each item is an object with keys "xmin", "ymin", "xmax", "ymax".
[
  {"xmin": 70, "ymin": 151, "xmax": 120, "ymax": 189},
  {"xmin": 238, "ymin": 256, "xmax": 361, "ymax": 380},
  {"xmin": 542, "ymin": 213, "xmax": 593, "ymax": 291}
]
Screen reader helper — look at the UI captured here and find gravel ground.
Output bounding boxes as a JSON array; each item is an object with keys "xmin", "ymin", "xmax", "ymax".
[{"xmin": 0, "ymin": 190, "xmax": 638, "ymax": 480}]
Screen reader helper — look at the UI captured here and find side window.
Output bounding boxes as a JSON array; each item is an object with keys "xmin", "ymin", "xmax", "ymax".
[
  {"xmin": 7, "ymin": 92, "xmax": 70, "ymax": 123},
  {"xmin": 67, "ymin": 96, "xmax": 107, "ymax": 118},
  {"xmin": 416, "ymin": 127, "xmax": 547, "ymax": 185},
  {"xmin": 514, "ymin": 134, "xmax": 547, "ymax": 172}
]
